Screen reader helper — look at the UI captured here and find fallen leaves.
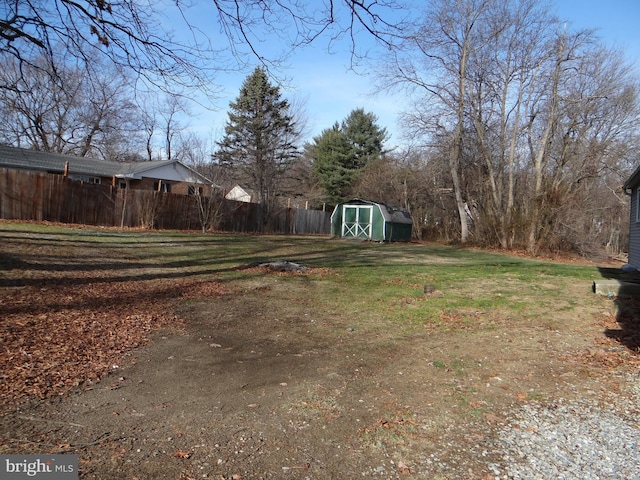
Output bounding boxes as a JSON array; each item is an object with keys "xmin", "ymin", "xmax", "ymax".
[
  {"xmin": 0, "ymin": 275, "xmax": 228, "ymax": 407},
  {"xmin": 397, "ymin": 460, "xmax": 411, "ymax": 474}
]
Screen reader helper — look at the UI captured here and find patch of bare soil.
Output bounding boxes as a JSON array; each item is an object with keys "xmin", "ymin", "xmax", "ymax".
[{"xmin": 1, "ymin": 236, "xmax": 638, "ymax": 479}]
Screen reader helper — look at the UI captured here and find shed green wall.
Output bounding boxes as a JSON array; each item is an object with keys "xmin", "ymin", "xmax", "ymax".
[{"xmin": 385, "ymin": 222, "xmax": 412, "ymax": 242}]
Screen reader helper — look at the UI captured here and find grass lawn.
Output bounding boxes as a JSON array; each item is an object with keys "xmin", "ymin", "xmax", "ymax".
[{"xmin": 1, "ymin": 221, "xmax": 637, "ymax": 479}]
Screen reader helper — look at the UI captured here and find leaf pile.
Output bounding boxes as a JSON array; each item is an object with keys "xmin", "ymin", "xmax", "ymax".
[
  {"xmin": 569, "ymin": 298, "xmax": 640, "ymax": 370},
  {"xmin": 0, "ymin": 277, "xmax": 228, "ymax": 407}
]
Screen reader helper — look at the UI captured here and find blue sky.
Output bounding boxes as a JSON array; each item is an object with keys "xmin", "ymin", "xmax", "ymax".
[
  {"xmin": 185, "ymin": 0, "xmax": 640, "ymax": 149},
  {"xmin": 557, "ymin": 0, "xmax": 640, "ymax": 60}
]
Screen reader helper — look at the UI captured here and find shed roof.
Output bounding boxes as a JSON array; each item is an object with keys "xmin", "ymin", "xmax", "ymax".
[
  {"xmin": 342, "ymin": 199, "xmax": 413, "ymax": 224},
  {"xmin": 379, "ymin": 203, "xmax": 413, "ymax": 225},
  {"xmin": 0, "ymin": 144, "xmax": 212, "ymax": 184}
]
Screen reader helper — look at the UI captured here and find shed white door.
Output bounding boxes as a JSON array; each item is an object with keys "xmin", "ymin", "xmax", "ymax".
[{"xmin": 342, "ymin": 204, "xmax": 373, "ymax": 239}]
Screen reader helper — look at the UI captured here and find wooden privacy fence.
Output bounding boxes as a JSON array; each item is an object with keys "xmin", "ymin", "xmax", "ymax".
[{"xmin": 0, "ymin": 168, "xmax": 331, "ymax": 234}]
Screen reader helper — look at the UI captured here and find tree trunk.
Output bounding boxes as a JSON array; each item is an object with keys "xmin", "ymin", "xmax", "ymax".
[
  {"xmin": 449, "ymin": 123, "xmax": 468, "ymax": 243},
  {"xmin": 527, "ymin": 34, "xmax": 564, "ymax": 254}
]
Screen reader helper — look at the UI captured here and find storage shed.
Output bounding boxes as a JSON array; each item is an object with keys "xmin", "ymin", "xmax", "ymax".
[{"xmin": 331, "ymin": 199, "xmax": 413, "ymax": 242}]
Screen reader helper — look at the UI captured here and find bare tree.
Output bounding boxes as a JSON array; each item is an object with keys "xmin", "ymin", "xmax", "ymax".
[
  {"xmin": 352, "ymin": 149, "xmax": 442, "ymax": 239},
  {"xmin": 0, "ymin": 53, "xmax": 143, "ymax": 158},
  {"xmin": 523, "ymin": 38, "xmax": 640, "ymax": 253},
  {"xmin": 140, "ymin": 107, "xmax": 157, "ymax": 162},
  {"xmin": 463, "ymin": 0, "xmax": 555, "ymax": 248},
  {"xmin": 1, "ymin": 0, "xmax": 409, "ymax": 94},
  {"xmin": 179, "ymin": 133, "xmax": 227, "ymax": 233},
  {"xmin": 132, "ymin": 92, "xmax": 191, "ymax": 162},
  {"xmin": 159, "ymin": 94, "xmax": 188, "ymax": 162},
  {"xmin": 378, "ymin": 0, "xmax": 639, "ymax": 254},
  {"xmin": 379, "ymin": 0, "xmax": 498, "ymax": 243}
]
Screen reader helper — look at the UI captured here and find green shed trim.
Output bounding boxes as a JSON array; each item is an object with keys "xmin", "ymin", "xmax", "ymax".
[{"xmin": 330, "ymin": 199, "xmax": 413, "ymax": 242}]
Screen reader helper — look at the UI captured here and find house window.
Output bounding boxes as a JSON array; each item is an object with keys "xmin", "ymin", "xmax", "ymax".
[
  {"xmin": 154, "ymin": 181, "xmax": 171, "ymax": 193},
  {"xmin": 188, "ymin": 186, "xmax": 203, "ymax": 196},
  {"xmin": 636, "ymin": 189, "xmax": 640, "ymax": 222},
  {"xmin": 119, "ymin": 181, "xmax": 128, "ymax": 189},
  {"xmin": 69, "ymin": 174, "xmax": 101, "ymax": 184}
]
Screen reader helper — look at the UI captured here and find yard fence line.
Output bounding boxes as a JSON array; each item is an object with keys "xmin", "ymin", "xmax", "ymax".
[{"xmin": 0, "ymin": 168, "xmax": 331, "ymax": 234}]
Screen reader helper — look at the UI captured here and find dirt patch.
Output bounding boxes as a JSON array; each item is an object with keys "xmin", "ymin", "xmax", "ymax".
[
  {"xmin": 1, "ymin": 282, "xmax": 631, "ymax": 479},
  {"xmin": 0, "ymin": 226, "xmax": 637, "ymax": 479},
  {"xmin": 0, "ymin": 274, "xmax": 230, "ymax": 403}
]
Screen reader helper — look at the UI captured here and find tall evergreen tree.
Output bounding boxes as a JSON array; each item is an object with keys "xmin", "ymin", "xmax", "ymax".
[
  {"xmin": 306, "ymin": 108, "xmax": 387, "ymax": 205},
  {"xmin": 308, "ymin": 124, "xmax": 355, "ymax": 206},
  {"xmin": 342, "ymin": 108, "xmax": 388, "ymax": 169},
  {"xmin": 215, "ymin": 67, "xmax": 300, "ymax": 223}
]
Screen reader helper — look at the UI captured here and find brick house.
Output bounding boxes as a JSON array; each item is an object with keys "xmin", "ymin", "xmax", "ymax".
[{"xmin": 0, "ymin": 144, "xmax": 213, "ymax": 195}]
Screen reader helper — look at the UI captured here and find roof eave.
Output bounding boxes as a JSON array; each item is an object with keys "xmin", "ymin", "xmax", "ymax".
[{"xmin": 624, "ymin": 164, "xmax": 640, "ymax": 193}]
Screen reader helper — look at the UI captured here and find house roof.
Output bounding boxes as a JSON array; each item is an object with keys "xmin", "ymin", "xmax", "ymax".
[
  {"xmin": 624, "ymin": 164, "xmax": 640, "ymax": 191},
  {"xmin": 0, "ymin": 144, "xmax": 212, "ymax": 184}
]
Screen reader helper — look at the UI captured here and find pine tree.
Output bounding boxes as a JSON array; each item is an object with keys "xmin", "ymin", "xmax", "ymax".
[
  {"xmin": 308, "ymin": 124, "xmax": 355, "ymax": 206},
  {"xmin": 215, "ymin": 67, "xmax": 299, "ymax": 224},
  {"xmin": 342, "ymin": 108, "xmax": 388, "ymax": 169},
  {"xmin": 306, "ymin": 108, "xmax": 387, "ymax": 205}
]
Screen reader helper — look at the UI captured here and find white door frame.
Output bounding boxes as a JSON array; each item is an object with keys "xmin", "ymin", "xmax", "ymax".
[{"xmin": 342, "ymin": 204, "xmax": 373, "ymax": 239}]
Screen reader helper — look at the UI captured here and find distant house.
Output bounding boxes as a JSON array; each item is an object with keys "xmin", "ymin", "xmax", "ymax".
[
  {"xmin": 624, "ymin": 166, "xmax": 640, "ymax": 269},
  {"xmin": 225, "ymin": 185, "xmax": 254, "ymax": 203},
  {"xmin": 0, "ymin": 144, "xmax": 213, "ymax": 195},
  {"xmin": 330, "ymin": 198, "xmax": 413, "ymax": 242}
]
